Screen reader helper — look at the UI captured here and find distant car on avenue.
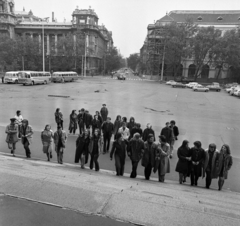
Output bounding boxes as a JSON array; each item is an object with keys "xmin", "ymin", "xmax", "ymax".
[
  {"xmin": 117, "ymin": 74, "xmax": 126, "ymax": 80},
  {"xmin": 206, "ymin": 82, "xmax": 221, "ymax": 92},
  {"xmin": 193, "ymin": 85, "xmax": 209, "ymax": 92},
  {"xmin": 172, "ymin": 82, "xmax": 186, "ymax": 88},
  {"xmin": 166, "ymin": 80, "xmax": 176, "ymax": 85},
  {"xmin": 186, "ymin": 82, "xmax": 199, "ymax": 88}
]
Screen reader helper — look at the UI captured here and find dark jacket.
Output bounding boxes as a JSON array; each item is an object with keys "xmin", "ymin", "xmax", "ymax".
[
  {"xmin": 113, "ymin": 120, "xmax": 122, "ymax": 136},
  {"xmin": 102, "ymin": 121, "xmax": 114, "ymax": 134},
  {"xmin": 127, "ymin": 117, "xmax": 136, "ymax": 134},
  {"xmin": 160, "ymin": 127, "xmax": 174, "ymax": 143},
  {"xmin": 92, "ymin": 119, "xmax": 101, "ymax": 130},
  {"xmin": 212, "ymin": 152, "xmax": 233, "ymax": 179},
  {"xmin": 127, "ymin": 135, "xmax": 144, "ymax": 162},
  {"xmin": 175, "ymin": 146, "xmax": 190, "ymax": 174},
  {"xmin": 75, "ymin": 134, "xmax": 90, "ymax": 163},
  {"xmin": 89, "ymin": 135, "xmax": 103, "ymax": 155},
  {"xmin": 100, "ymin": 107, "xmax": 108, "ymax": 121},
  {"xmin": 189, "ymin": 147, "xmax": 205, "ymax": 177},
  {"xmin": 84, "ymin": 113, "xmax": 93, "ymax": 127},
  {"xmin": 130, "ymin": 127, "xmax": 143, "ymax": 139},
  {"xmin": 77, "ymin": 112, "xmax": 85, "ymax": 125},
  {"xmin": 170, "ymin": 125, "xmax": 179, "ymax": 140},
  {"xmin": 110, "ymin": 139, "xmax": 126, "ymax": 160},
  {"xmin": 141, "ymin": 141, "xmax": 158, "ymax": 167},
  {"xmin": 142, "ymin": 128, "xmax": 155, "ymax": 142}
]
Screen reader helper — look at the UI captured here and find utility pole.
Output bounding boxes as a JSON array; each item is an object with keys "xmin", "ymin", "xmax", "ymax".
[
  {"xmin": 84, "ymin": 33, "xmax": 87, "ymax": 77},
  {"xmin": 160, "ymin": 44, "xmax": 165, "ymax": 81},
  {"xmin": 22, "ymin": 56, "xmax": 24, "ymax": 70},
  {"xmin": 42, "ymin": 23, "xmax": 45, "ymax": 72}
]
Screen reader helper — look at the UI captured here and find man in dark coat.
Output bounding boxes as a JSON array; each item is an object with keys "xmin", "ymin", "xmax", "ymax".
[
  {"xmin": 77, "ymin": 108, "xmax": 85, "ymax": 134},
  {"xmin": 100, "ymin": 104, "xmax": 108, "ymax": 122},
  {"xmin": 84, "ymin": 110, "xmax": 92, "ymax": 129},
  {"xmin": 169, "ymin": 120, "xmax": 179, "ymax": 158},
  {"xmin": 142, "ymin": 123, "xmax": 155, "ymax": 142},
  {"xmin": 130, "ymin": 123, "xmax": 143, "ymax": 139},
  {"xmin": 101, "ymin": 117, "xmax": 114, "ymax": 154},
  {"xmin": 160, "ymin": 122, "xmax": 174, "ymax": 158},
  {"xmin": 141, "ymin": 134, "xmax": 158, "ymax": 180},
  {"xmin": 127, "ymin": 133, "xmax": 144, "ymax": 178},
  {"xmin": 189, "ymin": 141, "xmax": 205, "ymax": 186}
]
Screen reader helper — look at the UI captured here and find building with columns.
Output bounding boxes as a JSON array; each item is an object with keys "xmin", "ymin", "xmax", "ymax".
[
  {"xmin": 140, "ymin": 10, "xmax": 240, "ymax": 80},
  {"xmin": 0, "ymin": 0, "xmax": 113, "ymax": 74}
]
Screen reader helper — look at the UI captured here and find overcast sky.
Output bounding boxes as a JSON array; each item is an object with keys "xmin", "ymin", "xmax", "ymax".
[{"xmin": 16, "ymin": 0, "xmax": 240, "ymax": 57}]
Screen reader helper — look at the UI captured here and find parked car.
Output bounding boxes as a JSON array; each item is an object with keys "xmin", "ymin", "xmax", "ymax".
[
  {"xmin": 176, "ymin": 77, "xmax": 195, "ymax": 84},
  {"xmin": 186, "ymin": 82, "xmax": 199, "ymax": 88},
  {"xmin": 166, "ymin": 80, "xmax": 176, "ymax": 85},
  {"xmin": 206, "ymin": 83, "xmax": 221, "ymax": 92},
  {"xmin": 233, "ymin": 88, "xmax": 240, "ymax": 96},
  {"xmin": 225, "ymin": 83, "xmax": 238, "ymax": 88},
  {"xmin": 193, "ymin": 85, "xmax": 209, "ymax": 92},
  {"xmin": 226, "ymin": 86, "xmax": 237, "ymax": 93},
  {"xmin": 117, "ymin": 74, "xmax": 126, "ymax": 80},
  {"xmin": 230, "ymin": 86, "xmax": 240, "ymax": 96},
  {"xmin": 172, "ymin": 82, "xmax": 186, "ymax": 88}
]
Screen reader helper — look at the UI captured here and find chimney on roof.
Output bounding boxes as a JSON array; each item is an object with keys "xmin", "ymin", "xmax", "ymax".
[
  {"xmin": 23, "ymin": 7, "xmax": 25, "ymax": 12},
  {"xmin": 52, "ymin": 12, "xmax": 54, "ymax": 22}
]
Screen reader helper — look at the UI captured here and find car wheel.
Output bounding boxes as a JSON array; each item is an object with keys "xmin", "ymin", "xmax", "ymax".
[
  {"xmin": 23, "ymin": 84, "xmax": 25, "ymax": 86},
  {"xmin": 205, "ymin": 90, "xmax": 208, "ymax": 92},
  {"xmin": 15, "ymin": 80, "xmax": 18, "ymax": 84}
]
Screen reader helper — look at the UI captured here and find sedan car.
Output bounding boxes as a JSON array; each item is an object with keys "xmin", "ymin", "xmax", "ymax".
[
  {"xmin": 186, "ymin": 82, "xmax": 199, "ymax": 88},
  {"xmin": 193, "ymin": 85, "xmax": 209, "ymax": 92},
  {"xmin": 166, "ymin": 80, "xmax": 176, "ymax": 85},
  {"xmin": 117, "ymin": 74, "xmax": 126, "ymax": 80},
  {"xmin": 206, "ymin": 84, "xmax": 221, "ymax": 92},
  {"xmin": 172, "ymin": 82, "xmax": 186, "ymax": 88}
]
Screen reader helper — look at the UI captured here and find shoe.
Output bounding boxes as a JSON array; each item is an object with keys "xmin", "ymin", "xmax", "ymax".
[
  {"xmin": 102, "ymin": 152, "xmax": 106, "ymax": 155},
  {"xmin": 13, "ymin": 154, "xmax": 15, "ymax": 157},
  {"xmin": 206, "ymin": 186, "xmax": 209, "ymax": 189},
  {"xmin": 50, "ymin": 153, "xmax": 52, "ymax": 159},
  {"xmin": 169, "ymin": 155, "xmax": 172, "ymax": 159},
  {"xmin": 195, "ymin": 183, "xmax": 198, "ymax": 186},
  {"xmin": 81, "ymin": 166, "xmax": 85, "ymax": 169},
  {"xmin": 11, "ymin": 150, "xmax": 13, "ymax": 154}
]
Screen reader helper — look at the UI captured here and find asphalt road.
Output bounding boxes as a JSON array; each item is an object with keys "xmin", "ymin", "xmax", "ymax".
[
  {"xmin": 0, "ymin": 195, "xmax": 133, "ymax": 226},
  {"xmin": 0, "ymin": 74, "xmax": 240, "ymax": 192}
]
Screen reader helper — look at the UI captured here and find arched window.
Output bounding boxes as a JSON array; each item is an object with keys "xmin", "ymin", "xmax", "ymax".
[
  {"xmin": 188, "ymin": 64, "xmax": 196, "ymax": 78},
  {"xmin": 217, "ymin": 16, "xmax": 223, "ymax": 21},
  {"xmin": 201, "ymin": 64, "xmax": 210, "ymax": 78},
  {"xmin": 215, "ymin": 65, "xmax": 222, "ymax": 78},
  {"xmin": 197, "ymin": 16, "xmax": 202, "ymax": 21}
]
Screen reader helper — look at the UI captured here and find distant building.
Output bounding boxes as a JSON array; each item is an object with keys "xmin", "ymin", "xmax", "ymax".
[
  {"xmin": 140, "ymin": 10, "xmax": 240, "ymax": 79},
  {"xmin": 0, "ymin": 1, "xmax": 113, "ymax": 74}
]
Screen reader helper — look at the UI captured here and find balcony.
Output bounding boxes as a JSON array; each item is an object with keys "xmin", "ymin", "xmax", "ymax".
[{"xmin": 73, "ymin": 23, "xmax": 99, "ymax": 31}]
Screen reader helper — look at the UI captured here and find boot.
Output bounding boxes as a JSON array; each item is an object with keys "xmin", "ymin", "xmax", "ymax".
[
  {"xmin": 59, "ymin": 152, "xmax": 63, "ymax": 164},
  {"xmin": 50, "ymin": 152, "xmax": 52, "ymax": 159},
  {"xmin": 81, "ymin": 156, "xmax": 85, "ymax": 169},
  {"xmin": 47, "ymin": 153, "xmax": 50, "ymax": 161},
  {"xmin": 179, "ymin": 173, "xmax": 183, "ymax": 184},
  {"xmin": 57, "ymin": 154, "xmax": 60, "ymax": 163}
]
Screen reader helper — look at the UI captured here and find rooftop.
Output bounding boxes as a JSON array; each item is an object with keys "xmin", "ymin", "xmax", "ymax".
[{"xmin": 72, "ymin": 8, "xmax": 98, "ymax": 19}]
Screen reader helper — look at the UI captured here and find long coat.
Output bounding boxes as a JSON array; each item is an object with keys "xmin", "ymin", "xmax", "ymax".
[
  {"xmin": 127, "ymin": 136, "xmax": 144, "ymax": 162},
  {"xmin": 19, "ymin": 125, "xmax": 34, "ymax": 144},
  {"xmin": 110, "ymin": 139, "xmax": 127, "ymax": 160},
  {"xmin": 189, "ymin": 147, "xmax": 205, "ymax": 177},
  {"xmin": 212, "ymin": 152, "xmax": 233, "ymax": 179},
  {"xmin": 5, "ymin": 124, "xmax": 19, "ymax": 144},
  {"xmin": 203, "ymin": 149, "xmax": 218, "ymax": 178},
  {"xmin": 154, "ymin": 143, "xmax": 170, "ymax": 175},
  {"xmin": 75, "ymin": 135, "xmax": 90, "ymax": 163},
  {"xmin": 89, "ymin": 136, "xmax": 103, "ymax": 155},
  {"xmin": 142, "ymin": 128, "xmax": 155, "ymax": 142},
  {"xmin": 175, "ymin": 146, "xmax": 190, "ymax": 174},
  {"xmin": 113, "ymin": 120, "xmax": 122, "ymax": 136},
  {"xmin": 69, "ymin": 113, "xmax": 78, "ymax": 130},
  {"xmin": 141, "ymin": 142, "xmax": 158, "ymax": 167},
  {"xmin": 53, "ymin": 130, "xmax": 67, "ymax": 152},
  {"xmin": 100, "ymin": 107, "xmax": 108, "ymax": 122}
]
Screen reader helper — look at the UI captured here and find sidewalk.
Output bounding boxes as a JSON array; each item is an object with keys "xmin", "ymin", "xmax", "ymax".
[{"xmin": 0, "ymin": 154, "xmax": 240, "ymax": 226}]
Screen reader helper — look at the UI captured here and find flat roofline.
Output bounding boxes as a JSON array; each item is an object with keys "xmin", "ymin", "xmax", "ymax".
[{"xmin": 170, "ymin": 10, "xmax": 240, "ymax": 14}]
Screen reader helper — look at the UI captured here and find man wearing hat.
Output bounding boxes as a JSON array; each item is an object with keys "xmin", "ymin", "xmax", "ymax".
[
  {"xmin": 101, "ymin": 117, "xmax": 114, "ymax": 154},
  {"xmin": 54, "ymin": 125, "xmax": 67, "ymax": 164},
  {"xmin": 5, "ymin": 118, "xmax": 19, "ymax": 156},
  {"xmin": 100, "ymin": 104, "xmax": 108, "ymax": 122}
]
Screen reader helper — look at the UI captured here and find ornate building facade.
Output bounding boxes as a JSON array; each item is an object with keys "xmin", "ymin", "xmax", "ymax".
[
  {"xmin": 140, "ymin": 10, "xmax": 240, "ymax": 80},
  {"xmin": 0, "ymin": 0, "xmax": 113, "ymax": 74}
]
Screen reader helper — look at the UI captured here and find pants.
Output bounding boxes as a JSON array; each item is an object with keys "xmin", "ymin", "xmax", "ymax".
[
  {"xmin": 57, "ymin": 150, "xmax": 64, "ymax": 164},
  {"xmin": 170, "ymin": 140, "xmax": 175, "ymax": 156},
  {"xmin": 23, "ymin": 140, "xmax": 31, "ymax": 157},
  {"xmin": 205, "ymin": 170, "xmax": 212, "ymax": 188},
  {"xmin": 103, "ymin": 133, "xmax": 111, "ymax": 153},
  {"xmin": 130, "ymin": 160, "xmax": 139, "ymax": 178},
  {"xmin": 69, "ymin": 127, "xmax": 76, "ymax": 134},
  {"xmin": 8, "ymin": 142, "xmax": 16, "ymax": 152},
  {"xmin": 144, "ymin": 163, "xmax": 152, "ymax": 180},
  {"xmin": 190, "ymin": 167, "xmax": 199, "ymax": 185},
  {"xmin": 218, "ymin": 177, "xmax": 225, "ymax": 190},
  {"xmin": 179, "ymin": 173, "xmax": 187, "ymax": 183},
  {"xmin": 78, "ymin": 123, "xmax": 84, "ymax": 134},
  {"xmin": 90, "ymin": 154, "xmax": 100, "ymax": 171},
  {"xmin": 115, "ymin": 155, "xmax": 125, "ymax": 176}
]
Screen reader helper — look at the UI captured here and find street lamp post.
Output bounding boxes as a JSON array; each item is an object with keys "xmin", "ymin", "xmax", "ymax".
[
  {"xmin": 84, "ymin": 33, "xmax": 87, "ymax": 77},
  {"xmin": 42, "ymin": 18, "xmax": 49, "ymax": 72},
  {"xmin": 160, "ymin": 44, "xmax": 166, "ymax": 81}
]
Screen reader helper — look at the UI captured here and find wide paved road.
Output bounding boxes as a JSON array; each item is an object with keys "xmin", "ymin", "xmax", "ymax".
[{"xmin": 0, "ymin": 77, "xmax": 240, "ymax": 192}]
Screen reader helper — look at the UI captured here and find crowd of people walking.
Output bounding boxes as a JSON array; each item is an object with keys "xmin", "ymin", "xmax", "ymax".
[{"xmin": 5, "ymin": 105, "xmax": 233, "ymax": 191}]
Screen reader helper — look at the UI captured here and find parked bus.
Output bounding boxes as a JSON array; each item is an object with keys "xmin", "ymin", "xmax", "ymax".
[
  {"xmin": 3, "ymin": 71, "xmax": 20, "ymax": 84},
  {"xmin": 51, "ymin": 72, "xmax": 78, "ymax": 83},
  {"xmin": 18, "ymin": 71, "xmax": 51, "ymax": 85}
]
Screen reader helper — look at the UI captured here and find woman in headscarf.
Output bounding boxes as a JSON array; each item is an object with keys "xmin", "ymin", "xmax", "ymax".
[
  {"xmin": 69, "ymin": 110, "xmax": 78, "ymax": 135},
  {"xmin": 19, "ymin": 119, "xmax": 34, "ymax": 158},
  {"xmin": 41, "ymin": 125, "xmax": 54, "ymax": 161},
  {"xmin": 175, "ymin": 140, "xmax": 191, "ymax": 184},
  {"xmin": 212, "ymin": 144, "xmax": 233, "ymax": 191},
  {"xmin": 113, "ymin": 115, "xmax": 122, "ymax": 139},
  {"xmin": 110, "ymin": 132, "xmax": 127, "ymax": 176},
  {"xmin": 75, "ymin": 129, "xmax": 91, "ymax": 169},
  {"xmin": 89, "ymin": 129, "xmax": 102, "ymax": 171},
  {"xmin": 55, "ymin": 108, "xmax": 63, "ymax": 129}
]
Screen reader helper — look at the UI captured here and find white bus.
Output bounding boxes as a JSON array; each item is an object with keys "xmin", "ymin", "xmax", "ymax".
[
  {"xmin": 51, "ymin": 71, "xmax": 78, "ymax": 83},
  {"xmin": 3, "ymin": 71, "xmax": 20, "ymax": 84},
  {"xmin": 18, "ymin": 71, "xmax": 51, "ymax": 85}
]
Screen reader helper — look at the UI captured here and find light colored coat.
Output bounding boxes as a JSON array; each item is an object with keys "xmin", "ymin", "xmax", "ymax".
[
  {"xmin": 19, "ymin": 125, "xmax": 34, "ymax": 144},
  {"xmin": 118, "ymin": 127, "xmax": 130, "ymax": 140},
  {"xmin": 5, "ymin": 124, "xmax": 19, "ymax": 144},
  {"xmin": 53, "ymin": 130, "xmax": 67, "ymax": 152}
]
